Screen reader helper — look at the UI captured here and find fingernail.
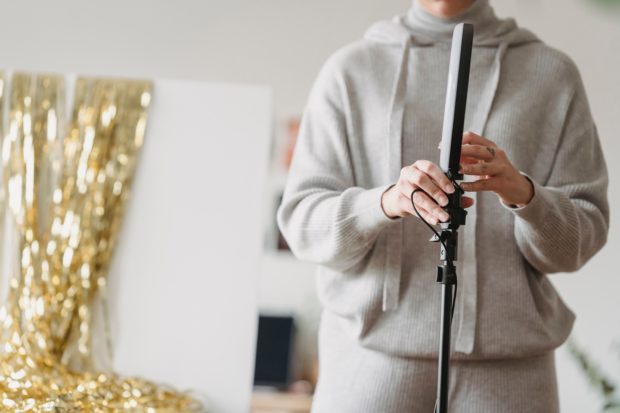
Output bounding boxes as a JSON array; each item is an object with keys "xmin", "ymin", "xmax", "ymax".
[
  {"xmin": 441, "ymin": 212, "xmax": 450, "ymax": 221},
  {"xmin": 439, "ymin": 195, "xmax": 448, "ymax": 206},
  {"xmin": 445, "ymin": 185, "xmax": 455, "ymax": 194}
]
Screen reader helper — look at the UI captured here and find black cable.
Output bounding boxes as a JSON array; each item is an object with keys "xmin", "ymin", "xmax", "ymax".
[
  {"xmin": 452, "ymin": 274, "xmax": 458, "ymax": 325},
  {"xmin": 410, "ymin": 189, "xmax": 447, "ymax": 252}
]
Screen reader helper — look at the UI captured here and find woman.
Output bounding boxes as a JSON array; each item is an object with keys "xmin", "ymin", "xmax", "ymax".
[{"xmin": 277, "ymin": 0, "xmax": 609, "ymax": 412}]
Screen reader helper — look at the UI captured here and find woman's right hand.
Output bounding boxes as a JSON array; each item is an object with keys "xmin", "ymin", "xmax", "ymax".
[{"xmin": 381, "ymin": 160, "xmax": 475, "ymax": 224}]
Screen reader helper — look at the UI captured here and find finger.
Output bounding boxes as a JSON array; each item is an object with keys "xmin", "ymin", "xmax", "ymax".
[
  {"xmin": 460, "ymin": 161, "xmax": 503, "ymax": 176},
  {"xmin": 401, "ymin": 197, "xmax": 438, "ymax": 224},
  {"xmin": 412, "ymin": 191, "xmax": 450, "ymax": 222},
  {"xmin": 460, "ymin": 178, "xmax": 498, "ymax": 192},
  {"xmin": 413, "ymin": 160, "xmax": 455, "ymax": 194},
  {"xmin": 461, "ymin": 196, "xmax": 475, "ymax": 208},
  {"xmin": 404, "ymin": 167, "xmax": 449, "ymax": 207},
  {"xmin": 460, "ymin": 145, "xmax": 496, "ymax": 162},
  {"xmin": 460, "ymin": 157, "xmax": 478, "ymax": 165},
  {"xmin": 421, "ymin": 209, "xmax": 440, "ymax": 225},
  {"xmin": 462, "ymin": 131, "xmax": 498, "ymax": 147}
]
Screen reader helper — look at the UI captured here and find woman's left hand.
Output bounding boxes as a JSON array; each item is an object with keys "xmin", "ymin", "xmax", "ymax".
[{"xmin": 458, "ymin": 131, "xmax": 534, "ymax": 207}]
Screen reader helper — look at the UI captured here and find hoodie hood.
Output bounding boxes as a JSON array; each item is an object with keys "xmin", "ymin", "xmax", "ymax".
[{"xmin": 365, "ymin": 0, "xmax": 539, "ymax": 47}]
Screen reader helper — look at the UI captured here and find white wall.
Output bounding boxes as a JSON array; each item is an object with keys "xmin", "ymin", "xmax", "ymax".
[
  {"xmin": 1, "ymin": 0, "xmax": 617, "ymax": 411},
  {"xmin": 0, "ymin": 0, "xmax": 405, "ymax": 122}
]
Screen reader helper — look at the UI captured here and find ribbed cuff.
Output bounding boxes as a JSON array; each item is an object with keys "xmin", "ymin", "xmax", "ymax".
[
  {"xmin": 500, "ymin": 175, "xmax": 553, "ymax": 225},
  {"xmin": 352, "ymin": 184, "xmax": 401, "ymax": 235},
  {"xmin": 500, "ymin": 173, "xmax": 534, "ymax": 211}
]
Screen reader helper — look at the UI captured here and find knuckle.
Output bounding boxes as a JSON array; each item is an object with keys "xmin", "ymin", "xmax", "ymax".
[
  {"xmin": 416, "ymin": 160, "xmax": 432, "ymax": 175},
  {"xmin": 410, "ymin": 169, "xmax": 421, "ymax": 184},
  {"xmin": 401, "ymin": 166, "xmax": 412, "ymax": 180},
  {"xmin": 403, "ymin": 164, "xmax": 415, "ymax": 176},
  {"xmin": 415, "ymin": 170, "xmax": 428, "ymax": 185}
]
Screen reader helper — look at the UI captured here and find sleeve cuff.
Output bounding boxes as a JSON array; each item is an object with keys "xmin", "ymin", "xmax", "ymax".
[
  {"xmin": 352, "ymin": 184, "xmax": 400, "ymax": 235},
  {"xmin": 500, "ymin": 173, "xmax": 534, "ymax": 211},
  {"xmin": 500, "ymin": 174, "xmax": 552, "ymax": 224}
]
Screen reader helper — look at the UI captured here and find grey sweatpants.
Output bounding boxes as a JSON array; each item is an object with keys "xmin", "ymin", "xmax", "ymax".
[{"xmin": 312, "ymin": 314, "xmax": 559, "ymax": 413}]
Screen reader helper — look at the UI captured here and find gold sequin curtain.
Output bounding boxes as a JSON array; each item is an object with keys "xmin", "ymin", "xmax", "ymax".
[{"xmin": 0, "ymin": 72, "xmax": 201, "ymax": 412}]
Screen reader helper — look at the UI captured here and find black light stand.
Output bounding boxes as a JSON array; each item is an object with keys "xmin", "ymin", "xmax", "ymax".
[{"xmin": 432, "ymin": 22, "xmax": 473, "ymax": 413}]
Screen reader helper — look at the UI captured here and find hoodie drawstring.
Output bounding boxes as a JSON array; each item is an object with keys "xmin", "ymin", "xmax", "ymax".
[
  {"xmin": 382, "ymin": 36, "xmax": 412, "ymax": 312},
  {"xmin": 474, "ymin": 42, "xmax": 508, "ymax": 133},
  {"xmin": 453, "ymin": 41, "xmax": 508, "ymax": 354}
]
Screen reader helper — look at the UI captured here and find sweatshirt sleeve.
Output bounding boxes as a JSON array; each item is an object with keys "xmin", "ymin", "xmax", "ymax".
[
  {"xmin": 502, "ymin": 75, "xmax": 609, "ymax": 274},
  {"xmin": 277, "ymin": 58, "xmax": 397, "ymax": 272}
]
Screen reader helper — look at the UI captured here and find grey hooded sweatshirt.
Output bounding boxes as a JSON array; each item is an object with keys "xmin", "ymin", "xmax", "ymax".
[{"xmin": 277, "ymin": 0, "xmax": 609, "ymax": 359}]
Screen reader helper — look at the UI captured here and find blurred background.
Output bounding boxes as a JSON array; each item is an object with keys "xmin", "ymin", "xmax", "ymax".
[{"xmin": 1, "ymin": 0, "xmax": 617, "ymax": 412}]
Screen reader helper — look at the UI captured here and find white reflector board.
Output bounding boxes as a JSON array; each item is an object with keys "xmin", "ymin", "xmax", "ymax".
[{"xmin": 109, "ymin": 79, "xmax": 272, "ymax": 413}]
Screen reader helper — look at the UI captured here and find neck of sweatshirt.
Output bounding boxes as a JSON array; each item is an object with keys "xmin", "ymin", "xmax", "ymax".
[{"xmin": 406, "ymin": 0, "xmax": 499, "ymax": 44}]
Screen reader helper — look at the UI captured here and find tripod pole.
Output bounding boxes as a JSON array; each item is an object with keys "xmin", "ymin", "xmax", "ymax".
[
  {"xmin": 437, "ymin": 269, "xmax": 456, "ymax": 412},
  {"xmin": 431, "ymin": 184, "xmax": 465, "ymax": 413}
]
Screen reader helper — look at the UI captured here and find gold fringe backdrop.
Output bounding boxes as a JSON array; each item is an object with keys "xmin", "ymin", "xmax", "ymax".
[{"xmin": 0, "ymin": 72, "xmax": 202, "ymax": 412}]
